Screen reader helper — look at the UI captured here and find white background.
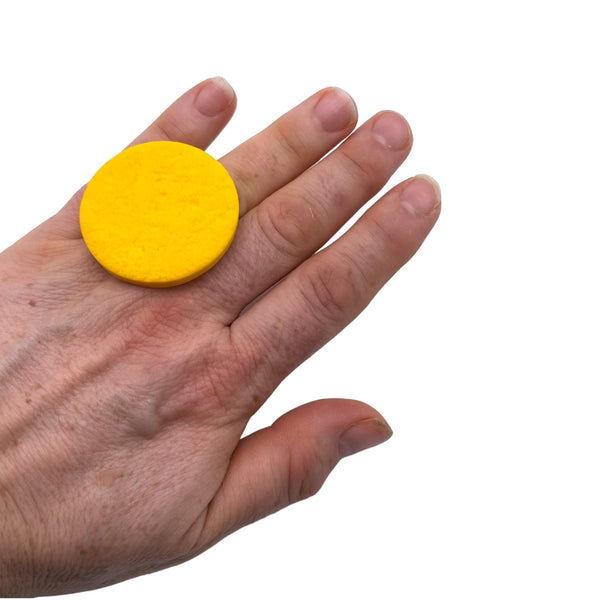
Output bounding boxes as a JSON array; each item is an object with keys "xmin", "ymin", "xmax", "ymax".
[{"xmin": 1, "ymin": 1, "xmax": 599, "ymax": 598}]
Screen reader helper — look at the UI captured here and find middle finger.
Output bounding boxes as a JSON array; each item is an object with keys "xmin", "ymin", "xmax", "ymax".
[
  {"xmin": 203, "ymin": 110, "xmax": 413, "ymax": 322},
  {"xmin": 220, "ymin": 87, "xmax": 358, "ymax": 216}
]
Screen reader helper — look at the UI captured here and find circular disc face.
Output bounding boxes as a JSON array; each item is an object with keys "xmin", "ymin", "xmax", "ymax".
[{"xmin": 80, "ymin": 141, "xmax": 239, "ymax": 287}]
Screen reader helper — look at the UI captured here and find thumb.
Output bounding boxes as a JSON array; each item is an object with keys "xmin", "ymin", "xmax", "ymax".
[{"xmin": 197, "ymin": 398, "xmax": 393, "ymax": 550}]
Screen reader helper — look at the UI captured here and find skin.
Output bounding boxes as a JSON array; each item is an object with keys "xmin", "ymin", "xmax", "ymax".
[{"xmin": 0, "ymin": 77, "xmax": 441, "ymax": 595}]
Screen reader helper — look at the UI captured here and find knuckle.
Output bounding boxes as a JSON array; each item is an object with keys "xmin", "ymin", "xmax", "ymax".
[
  {"xmin": 256, "ymin": 198, "xmax": 319, "ymax": 259},
  {"xmin": 367, "ymin": 211, "xmax": 401, "ymax": 247},
  {"xmin": 285, "ymin": 445, "xmax": 335, "ymax": 504},
  {"xmin": 340, "ymin": 147, "xmax": 373, "ymax": 179},
  {"xmin": 335, "ymin": 146, "xmax": 389, "ymax": 200},
  {"xmin": 122, "ymin": 294, "xmax": 195, "ymax": 351},
  {"xmin": 153, "ymin": 113, "xmax": 187, "ymax": 142},
  {"xmin": 337, "ymin": 147, "xmax": 381, "ymax": 199},
  {"xmin": 274, "ymin": 120, "xmax": 309, "ymax": 165},
  {"xmin": 301, "ymin": 257, "xmax": 364, "ymax": 324}
]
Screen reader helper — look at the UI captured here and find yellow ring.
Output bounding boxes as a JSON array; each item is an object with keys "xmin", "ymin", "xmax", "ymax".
[{"xmin": 80, "ymin": 141, "xmax": 239, "ymax": 287}]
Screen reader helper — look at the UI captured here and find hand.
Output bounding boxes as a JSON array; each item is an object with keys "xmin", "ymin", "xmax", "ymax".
[{"xmin": 0, "ymin": 77, "xmax": 440, "ymax": 595}]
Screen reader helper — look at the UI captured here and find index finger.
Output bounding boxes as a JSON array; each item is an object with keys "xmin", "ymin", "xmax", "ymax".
[{"xmin": 129, "ymin": 77, "xmax": 236, "ymax": 149}]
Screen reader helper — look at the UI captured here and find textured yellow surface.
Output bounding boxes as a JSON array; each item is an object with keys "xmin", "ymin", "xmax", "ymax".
[{"xmin": 80, "ymin": 141, "xmax": 239, "ymax": 287}]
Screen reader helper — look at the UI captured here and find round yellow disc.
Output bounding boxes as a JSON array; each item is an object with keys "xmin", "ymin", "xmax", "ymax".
[{"xmin": 80, "ymin": 141, "xmax": 239, "ymax": 287}]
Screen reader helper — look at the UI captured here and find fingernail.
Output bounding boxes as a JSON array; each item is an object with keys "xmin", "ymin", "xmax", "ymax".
[
  {"xmin": 195, "ymin": 77, "xmax": 235, "ymax": 117},
  {"xmin": 401, "ymin": 175, "xmax": 442, "ymax": 216},
  {"xmin": 338, "ymin": 418, "xmax": 393, "ymax": 459},
  {"xmin": 372, "ymin": 111, "xmax": 411, "ymax": 151},
  {"xmin": 314, "ymin": 87, "xmax": 357, "ymax": 133}
]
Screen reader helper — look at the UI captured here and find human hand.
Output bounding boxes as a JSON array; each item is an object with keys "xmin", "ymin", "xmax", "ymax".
[{"xmin": 0, "ymin": 77, "xmax": 440, "ymax": 595}]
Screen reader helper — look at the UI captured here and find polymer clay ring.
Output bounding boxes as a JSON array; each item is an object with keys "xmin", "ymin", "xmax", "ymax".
[{"xmin": 79, "ymin": 141, "xmax": 239, "ymax": 287}]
